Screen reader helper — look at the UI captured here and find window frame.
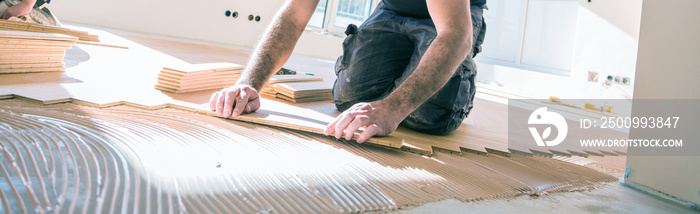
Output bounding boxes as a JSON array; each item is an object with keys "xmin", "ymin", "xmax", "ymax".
[
  {"xmin": 477, "ymin": 0, "xmax": 579, "ymax": 77},
  {"xmin": 306, "ymin": 0, "xmax": 379, "ymax": 36}
]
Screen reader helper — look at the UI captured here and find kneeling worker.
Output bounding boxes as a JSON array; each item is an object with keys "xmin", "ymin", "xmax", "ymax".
[{"xmin": 210, "ymin": 0, "xmax": 487, "ymax": 143}]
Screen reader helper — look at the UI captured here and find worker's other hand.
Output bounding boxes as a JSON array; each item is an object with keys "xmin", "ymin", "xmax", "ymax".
[
  {"xmin": 323, "ymin": 101, "xmax": 403, "ymax": 143},
  {"xmin": 209, "ymin": 85, "xmax": 261, "ymax": 118},
  {"xmin": 0, "ymin": 2, "xmax": 33, "ymax": 20}
]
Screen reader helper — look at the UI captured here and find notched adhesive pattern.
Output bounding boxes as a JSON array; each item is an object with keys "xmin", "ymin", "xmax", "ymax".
[{"xmin": 0, "ymin": 99, "xmax": 616, "ymax": 213}]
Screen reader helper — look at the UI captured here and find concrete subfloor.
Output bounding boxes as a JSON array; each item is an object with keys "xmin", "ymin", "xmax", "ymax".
[{"xmin": 388, "ymin": 182, "xmax": 697, "ymax": 213}]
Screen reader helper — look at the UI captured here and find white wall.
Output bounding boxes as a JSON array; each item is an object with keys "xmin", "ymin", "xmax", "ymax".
[
  {"xmin": 625, "ymin": 0, "xmax": 700, "ymax": 208},
  {"xmin": 569, "ymin": 0, "xmax": 642, "ymax": 96},
  {"xmin": 48, "ymin": 0, "xmax": 342, "ymax": 60},
  {"xmin": 631, "ymin": 1, "xmax": 700, "ymax": 99},
  {"xmin": 476, "ymin": 0, "xmax": 642, "ymax": 99}
]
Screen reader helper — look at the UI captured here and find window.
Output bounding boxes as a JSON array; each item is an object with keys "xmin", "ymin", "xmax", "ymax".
[
  {"xmin": 308, "ymin": 0, "xmax": 328, "ymax": 28},
  {"xmin": 334, "ymin": 0, "xmax": 373, "ymax": 27},
  {"xmin": 307, "ymin": 0, "xmax": 377, "ymax": 35},
  {"xmin": 479, "ymin": 0, "xmax": 580, "ymax": 76}
]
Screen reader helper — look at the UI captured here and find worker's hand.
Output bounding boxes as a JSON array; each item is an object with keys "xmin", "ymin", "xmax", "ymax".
[
  {"xmin": 0, "ymin": 2, "xmax": 34, "ymax": 20},
  {"xmin": 323, "ymin": 101, "xmax": 404, "ymax": 143},
  {"xmin": 209, "ymin": 85, "xmax": 261, "ymax": 118}
]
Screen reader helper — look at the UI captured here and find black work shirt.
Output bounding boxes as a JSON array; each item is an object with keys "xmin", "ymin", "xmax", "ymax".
[{"xmin": 383, "ymin": 0, "xmax": 486, "ymax": 19}]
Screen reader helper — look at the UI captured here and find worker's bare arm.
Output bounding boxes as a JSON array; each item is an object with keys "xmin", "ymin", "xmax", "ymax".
[
  {"xmin": 0, "ymin": 0, "xmax": 38, "ymax": 19},
  {"xmin": 210, "ymin": 0, "xmax": 319, "ymax": 118},
  {"xmin": 324, "ymin": 0, "xmax": 473, "ymax": 143}
]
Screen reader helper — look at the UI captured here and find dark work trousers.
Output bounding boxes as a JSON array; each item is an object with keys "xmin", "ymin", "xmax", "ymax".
[{"xmin": 332, "ymin": 2, "xmax": 487, "ymax": 135}]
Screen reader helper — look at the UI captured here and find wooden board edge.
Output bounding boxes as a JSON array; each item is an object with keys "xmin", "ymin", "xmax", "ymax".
[{"xmin": 76, "ymin": 40, "xmax": 128, "ymax": 49}]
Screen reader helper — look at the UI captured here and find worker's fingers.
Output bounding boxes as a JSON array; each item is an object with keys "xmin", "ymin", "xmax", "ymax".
[
  {"xmin": 245, "ymin": 96, "xmax": 261, "ymax": 113},
  {"xmin": 244, "ymin": 86, "xmax": 261, "ymax": 113},
  {"xmin": 324, "ymin": 112, "xmax": 344, "ymax": 136},
  {"xmin": 0, "ymin": 12, "xmax": 8, "ymax": 20},
  {"xmin": 344, "ymin": 115, "xmax": 368, "ymax": 141},
  {"xmin": 324, "ymin": 117, "xmax": 338, "ymax": 136},
  {"xmin": 218, "ymin": 88, "xmax": 237, "ymax": 116},
  {"xmin": 356, "ymin": 124, "xmax": 379, "ymax": 143},
  {"xmin": 215, "ymin": 90, "xmax": 227, "ymax": 115},
  {"xmin": 209, "ymin": 92, "xmax": 220, "ymax": 112},
  {"xmin": 330, "ymin": 113, "xmax": 349, "ymax": 138},
  {"xmin": 334, "ymin": 112, "xmax": 357, "ymax": 139},
  {"xmin": 222, "ymin": 90, "xmax": 237, "ymax": 118},
  {"xmin": 222, "ymin": 88, "xmax": 240, "ymax": 117},
  {"xmin": 325, "ymin": 102, "xmax": 372, "ymax": 136},
  {"xmin": 231, "ymin": 88, "xmax": 249, "ymax": 117}
]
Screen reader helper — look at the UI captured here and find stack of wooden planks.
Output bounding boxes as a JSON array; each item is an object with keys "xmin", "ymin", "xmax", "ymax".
[
  {"xmin": 261, "ymin": 75, "xmax": 332, "ymax": 103},
  {"xmin": 260, "ymin": 75, "xmax": 323, "ymax": 96},
  {"xmin": 155, "ymin": 62, "xmax": 244, "ymax": 93},
  {"xmin": 275, "ymin": 82, "xmax": 334, "ymax": 103},
  {"xmin": 0, "ymin": 30, "xmax": 77, "ymax": 73},
  {"xmin": 0, "ymin": 19, "xmax": 99, "ymax": 42}
]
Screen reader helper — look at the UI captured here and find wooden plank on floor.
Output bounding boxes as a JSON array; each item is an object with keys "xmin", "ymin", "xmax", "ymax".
[
  {"xmin": 267, "ymin": 75, "xmax": 323, "ymax": 84},
  {"xmin": 162, "ymin": 62, "xmax": 244, "ymax": 73},
  {"xmin": 0, "ymin": 66, "xmax": 64, "ymax": 73},
  {"xmin": 0, "ymin": 29, "xmax": 79, "ymax": 42},
  {"xmin": 0, "ymin": 63, "xmax": 64, "ymax": 69},
  {"xmin": 76, "ymin": 40, "xmax": 128, "ymax": 49},
  {"xmin": 0, "ymin": 19, "xmax": 99, "ymax": 42}
]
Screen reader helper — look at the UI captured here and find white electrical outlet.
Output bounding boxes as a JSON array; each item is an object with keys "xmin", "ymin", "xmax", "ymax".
[
  {"xmin": 622, "ymin": 77, "xmax": 631, "ymax": 85},
  {"xmin": 587, "ymin": 71, "xmax": 599, "ymax": 82}
]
